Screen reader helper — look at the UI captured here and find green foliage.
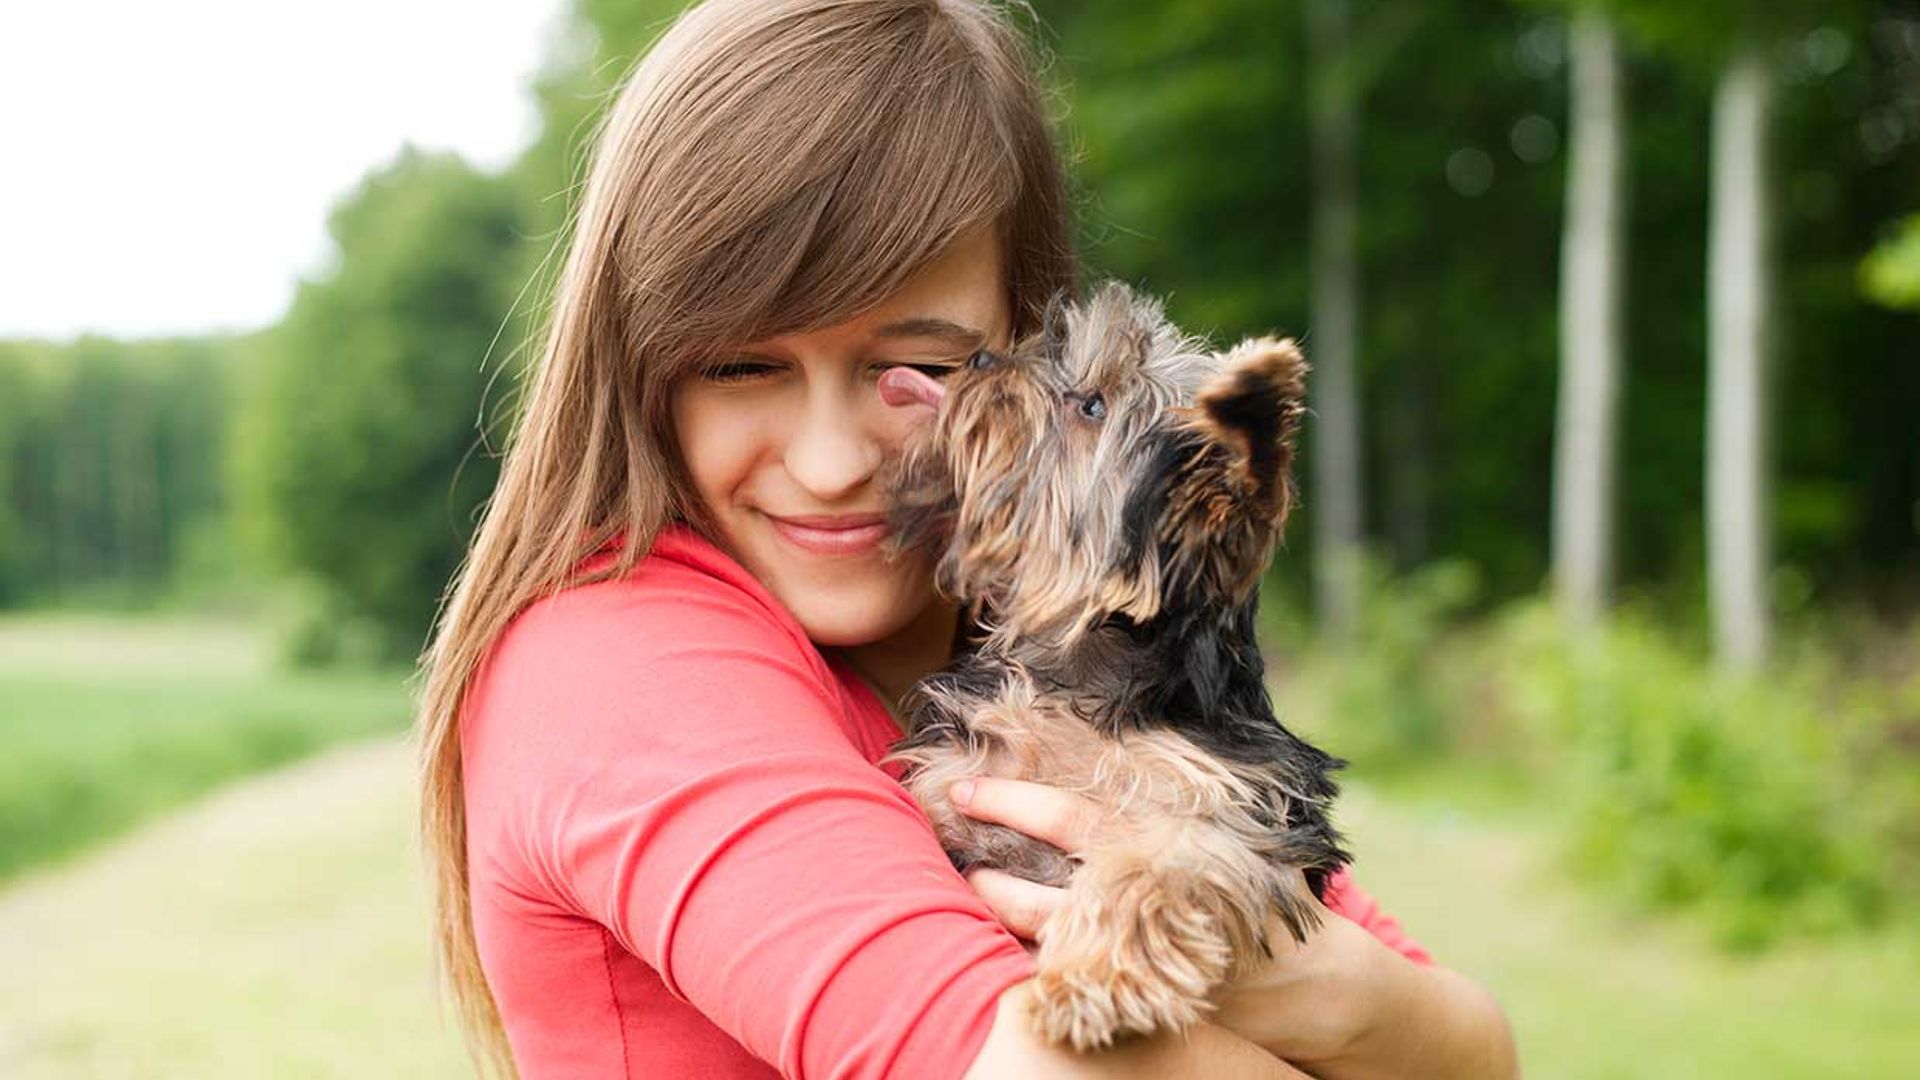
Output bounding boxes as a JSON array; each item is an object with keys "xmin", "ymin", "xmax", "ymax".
[
  {"xmin": 0, "ymin": 354, "xmax": 34, "ymax": 601},
  {"xmin": 0, "ymin": 337, "xmax": 236, "ymax": 607},
  {"xmin": 1267, "ymin": 555, "xmax": 1483, "ymax": 772},
  {"xmin": 1472, "ymin": 602, "xmax": 1901, "ymax": 948},
  {"xmin": 1269, "ymin": 561, "xmax": 1918, "ymax": 949},
  {"xmin": 230, "ymin": 147, "xmax": 525, "ymax": 660},
  {"xmin": 270, "ymin": 579, "xmax": 398, "ymax": 669},
  {"xmin": 1593, "ymin": 1, "xmax": 1855, "ymax": 73},
  {"xmin": 1040, "ymin": 0, "xmax": 1306, "ymax": 334},
  {"xmin": 1862, "ymin": 214, "xmax": 1920, "ymax": 309},
  {"xmin": 1035, "ymin": 0, "xmax": 1920, "ymax": 606}
]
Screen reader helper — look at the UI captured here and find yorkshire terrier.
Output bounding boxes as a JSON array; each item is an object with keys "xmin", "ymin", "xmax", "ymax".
[{"xmin": 875, "ymin": 282, "xmax": 1350, "ymax": 1052}]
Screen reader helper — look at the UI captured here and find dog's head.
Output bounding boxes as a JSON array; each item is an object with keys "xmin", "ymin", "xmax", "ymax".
[{"xmin": 880, "ymin": 281, "xmax": 1308, "ymax": 651}]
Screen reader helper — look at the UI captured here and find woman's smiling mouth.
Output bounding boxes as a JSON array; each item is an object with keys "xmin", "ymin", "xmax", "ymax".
[{"xmin": 763, "ymin": 511, "xmax": 892, "ymax": 556}]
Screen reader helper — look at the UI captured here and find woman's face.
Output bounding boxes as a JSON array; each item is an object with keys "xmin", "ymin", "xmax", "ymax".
[{"xmin": 671, "ymin": 225, "xmax": 1012, "ymax": 647}]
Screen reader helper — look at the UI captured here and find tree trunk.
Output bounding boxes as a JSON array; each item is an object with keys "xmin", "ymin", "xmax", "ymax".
[
  {"xmin": 1707, "ymin": 43, "xmax": 1773, "ymax": 673},
  {"xmin": 1552, "ymin": 9, "xmax": 1626, "ymax": 632},
  {"xmin": 1307, "ymin": 0, "xmax": 1364, "ymax": 643}
]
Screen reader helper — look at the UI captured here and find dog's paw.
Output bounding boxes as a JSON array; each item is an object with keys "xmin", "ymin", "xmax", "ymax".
[
  {"xmin": 1025, "ymin": 884, "xmax": 1229, "ymax": 1052},
  {"xmin": 1026, "ymin": 953, "xmax": 1213, "ymax": 1051}
]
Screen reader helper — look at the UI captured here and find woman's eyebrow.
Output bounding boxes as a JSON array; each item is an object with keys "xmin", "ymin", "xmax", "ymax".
[{"xmin": 872, "ymin": 317, "xmax": 986, "ymax": 349}]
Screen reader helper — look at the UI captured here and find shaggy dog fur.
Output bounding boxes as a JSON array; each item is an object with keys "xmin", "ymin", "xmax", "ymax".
[{"xmin": 877, "ymin": 282, "xmax": 1350, "ymax": 1051}]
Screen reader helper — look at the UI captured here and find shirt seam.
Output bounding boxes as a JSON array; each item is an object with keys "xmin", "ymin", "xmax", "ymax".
[{"xmin": 601, "ymin": 925, "xmax": 634, "ymax": 1077}]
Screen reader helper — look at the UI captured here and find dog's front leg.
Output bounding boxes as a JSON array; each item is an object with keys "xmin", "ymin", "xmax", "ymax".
[{"xmin": 1026, "ymin": 812, "xmax": 1297, "ymax": 1052}]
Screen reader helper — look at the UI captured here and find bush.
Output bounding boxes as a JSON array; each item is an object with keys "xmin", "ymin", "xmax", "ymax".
[
  {"xmin": 1265, "ymin": 564, "xmax": 1919, "ymax": 950},
  {"xmin": 267, "ymin": 578, "xmax": 398, "ymax": 670},
  {"xmin": 1479, "ymin": 603, "xmax": 1895, "ymax": 949},
  {"xmin": 1263, "ymin": 555, "xmax": 1481, "ymax": 774}
]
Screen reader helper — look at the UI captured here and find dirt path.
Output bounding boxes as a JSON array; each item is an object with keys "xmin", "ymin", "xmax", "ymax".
[{"xmin": 0, "ymin": 736, "xmax": 466, "ymax": 1078}]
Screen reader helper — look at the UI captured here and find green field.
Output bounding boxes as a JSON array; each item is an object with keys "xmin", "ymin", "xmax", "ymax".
[
  {"xmin": 1338, "ymin": 781, "xmax": 1920, "ymax": 1079},
  {"xmin": 0, "ymin": 737, "xmax": 469, "ymax": 1077},
  {"xmin": 2, "ymin": 616, "xmax": 1917, "ymax": 1077},
  {"xmin": 0, "ymin": 614, "xmax": 414, "ymax": 884}
]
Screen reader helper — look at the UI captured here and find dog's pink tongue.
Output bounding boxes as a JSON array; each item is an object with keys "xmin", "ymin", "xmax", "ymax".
[{"xmin": 878, "ymin": 366, "xmax": 947, "ymax": 410}]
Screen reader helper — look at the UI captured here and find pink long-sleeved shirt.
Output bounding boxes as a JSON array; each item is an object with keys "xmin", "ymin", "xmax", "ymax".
[{"xmin": 460, "ymin": 522, "xmax": 1432, "ymax": 1079}]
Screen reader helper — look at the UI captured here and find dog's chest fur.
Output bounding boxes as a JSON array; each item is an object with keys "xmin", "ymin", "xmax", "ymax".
[{"xmin": 887, "ymin": 609, "xmax": 1335, "ymax": 895}]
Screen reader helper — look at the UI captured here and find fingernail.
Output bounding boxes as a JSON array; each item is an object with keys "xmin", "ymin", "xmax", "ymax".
[{"xmin": 950, "ymin": 778, "xmax": 977, "ymax": 808}]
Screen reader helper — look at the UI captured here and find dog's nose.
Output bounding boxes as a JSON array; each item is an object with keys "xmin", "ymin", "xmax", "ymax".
[{"xmin": 967, "ymin": 348, "xmax": 1001, "ymax": 370}]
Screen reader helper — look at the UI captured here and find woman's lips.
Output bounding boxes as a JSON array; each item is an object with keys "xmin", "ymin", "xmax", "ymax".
[
  {"xmin": 765, "ymin": 513, "xmax": 891, "ymax": 556},
  {"xmin": 878, "ymin": 367, "xmax": 947, "ymax": 409}
]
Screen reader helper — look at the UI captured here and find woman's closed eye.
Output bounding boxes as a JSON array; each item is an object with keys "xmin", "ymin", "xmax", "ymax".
[
  {"xmin": 699, "ymin": 358, "xmax": 960, "ymax": 384},
  {"xmin": 699, "ymin": 359, "xmax": 782, "ymax": 383}
]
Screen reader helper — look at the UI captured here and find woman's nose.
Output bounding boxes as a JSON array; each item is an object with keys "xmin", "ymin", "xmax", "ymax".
[{"xmin": 784, "ymin": 389, "xmax": 883, "ymax": 500}]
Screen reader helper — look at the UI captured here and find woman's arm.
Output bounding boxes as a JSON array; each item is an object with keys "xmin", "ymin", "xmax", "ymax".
[
  {"xmin": 1211, "ymin": 910, "xmax": 1519, "ymax": 1080},
  {"xmin": 464, "ymin": 571, "xmax": 1050, "ymax": 1079},
  {"xmin": 964, "ymin": 980, "xmax": 1315, "ymax": 1080}
]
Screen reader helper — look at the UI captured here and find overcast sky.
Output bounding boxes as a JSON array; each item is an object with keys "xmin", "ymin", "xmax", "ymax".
[{"xmin": 0, "ymin": 0, "xmax": 571, "ymax": 342}]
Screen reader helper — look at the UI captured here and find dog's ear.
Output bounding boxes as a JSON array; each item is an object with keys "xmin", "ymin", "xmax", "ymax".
[
  {"xmin": 1193, "ymin": 336, "xmax": 1309, "ymax": 530},
  {"xmin": 1131, "ymin": 336, "xmax": 1308, "ymax": 613}
]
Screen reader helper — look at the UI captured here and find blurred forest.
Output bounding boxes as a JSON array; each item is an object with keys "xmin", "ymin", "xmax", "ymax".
[{"xmin": 3, "ymin": 0, "xmax": 1918, "ymax": 949}]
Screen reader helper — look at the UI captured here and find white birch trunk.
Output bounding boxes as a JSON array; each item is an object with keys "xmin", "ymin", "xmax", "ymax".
[
  {"xmin": 1708, "ymin": 44, "xmax": 1773, "ymax": 673},
  {"xmin": 1307, "ymin": 0, "xmax": 1364, "ymax": 642},
  {"xmin": 1553, "ymin": 10, "xmax": 1626, "ymax": 632}
]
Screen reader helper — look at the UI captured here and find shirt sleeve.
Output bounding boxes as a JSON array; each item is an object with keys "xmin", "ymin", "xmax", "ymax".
[
  {"xmin": 1321, "ymin": 865, "xmax": 1435, "ymax": 966},
  {"xmin": 468, "ymin": 573, "xmax": 1036, "ymax": 1080}
]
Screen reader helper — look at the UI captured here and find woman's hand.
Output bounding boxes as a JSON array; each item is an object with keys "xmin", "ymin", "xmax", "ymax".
[
  {"xmin": 944, "ymin": 776, "xmax": 1088, "ymax": 958},
  {"xmin": 945, "ymin": 776, "xmax": 1380, "ymax": 1065}
]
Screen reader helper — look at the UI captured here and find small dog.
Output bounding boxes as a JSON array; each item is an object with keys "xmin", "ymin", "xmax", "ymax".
[{"xmin": 876, "ymin": 282, "xmax": 1350, "ymax": 1052}]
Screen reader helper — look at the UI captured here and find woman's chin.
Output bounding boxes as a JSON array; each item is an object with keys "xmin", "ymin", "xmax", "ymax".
[
  {"xmin": 786, "ymin": 587, "xmax": 926, "ymax": 648},
  {"xmin": 728, "ymin": 521, "xmax": 941, "ymax": 647}
]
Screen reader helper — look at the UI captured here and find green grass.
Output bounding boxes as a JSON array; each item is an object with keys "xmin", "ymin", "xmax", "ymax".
[
  {"xmin": 1340, "ymin": 774, "xmax": 1920, "ymax": 1079},
  {"xmin": 0, "ymin": 613, "xmax": 413, "ymax": 884}
]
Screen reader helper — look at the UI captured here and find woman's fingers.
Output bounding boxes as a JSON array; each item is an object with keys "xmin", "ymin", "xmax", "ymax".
[
  {"xmin": 949, "ymin": 776, "xmax": 1104, "ymax": 854},
  {"xmin": 947, "ymin": 777, "xmax": 1092, "ymax": 952},
  {"xmin": 963, "ymin": 867, "xmax": 1064, "ymax": 943}
]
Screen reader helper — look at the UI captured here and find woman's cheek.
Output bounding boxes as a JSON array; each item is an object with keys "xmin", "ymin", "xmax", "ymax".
[{"xmin": 674, "ymin": 387, "xmax": 767, "ymax": 512}]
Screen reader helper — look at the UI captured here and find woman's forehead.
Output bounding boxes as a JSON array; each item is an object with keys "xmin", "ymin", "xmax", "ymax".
[{"xmin": 748, "ymin": 224, "xmax": 1011, "ymax": 353}]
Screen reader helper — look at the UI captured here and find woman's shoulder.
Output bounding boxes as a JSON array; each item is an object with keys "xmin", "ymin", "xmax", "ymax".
[
  {"xmin": 468, "ymin": 523, "xmax": 844, "ymax": 726},
  {"xmin": 500, "ymin": 523, "xmax": 818, "ymax": 665}
]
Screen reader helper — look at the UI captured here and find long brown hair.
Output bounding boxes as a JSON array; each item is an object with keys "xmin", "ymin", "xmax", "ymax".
[{"xmin": 413, "ymin": 1, "xmax": 1076, "ymax": 1074}]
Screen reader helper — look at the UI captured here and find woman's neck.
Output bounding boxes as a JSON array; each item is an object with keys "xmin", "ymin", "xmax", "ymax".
[{"xmin": 832, "ymin": 596, "xmax": 963, "ymax": 717}]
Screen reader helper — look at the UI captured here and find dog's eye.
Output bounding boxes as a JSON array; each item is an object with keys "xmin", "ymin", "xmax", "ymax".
[{"xmin": 1077, "ymin": 392, "xmax": 1107, "ymax": 421}]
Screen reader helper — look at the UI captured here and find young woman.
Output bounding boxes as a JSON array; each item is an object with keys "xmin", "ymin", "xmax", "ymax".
[{"xmin": 414, "ymin": 1, "xmax": 1518, "ymax": 1077}]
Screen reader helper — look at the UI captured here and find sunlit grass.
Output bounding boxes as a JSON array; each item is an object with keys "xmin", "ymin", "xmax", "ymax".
[
  {"xmin": 0, "ymin": 738, "xmax": 467, "ymax": 1077},
  {"xmin": 1339, "ymin": 775, "xmax": 1920, "ymax": 1079},
  {"xmin": 0, "ymin": 613, "xmax": 412, "ymax": 884}
]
